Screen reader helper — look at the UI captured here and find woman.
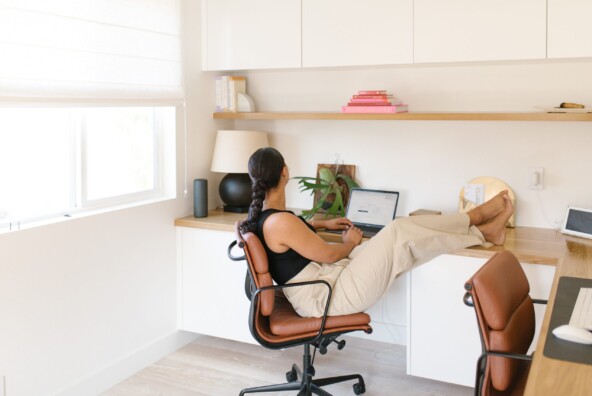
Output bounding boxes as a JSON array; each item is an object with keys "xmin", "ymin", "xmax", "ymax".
[{"xmin": 239, "ymin": 147, "xmax": 514, "ymax": 318}]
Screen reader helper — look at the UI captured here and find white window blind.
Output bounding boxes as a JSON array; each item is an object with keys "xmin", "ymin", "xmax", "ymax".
[{"xmin": 0, "ymin": 0, "xmax": 183, "ymax": 100}]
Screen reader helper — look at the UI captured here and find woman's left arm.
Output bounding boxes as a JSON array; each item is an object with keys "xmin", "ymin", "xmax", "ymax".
[{"xmin": 309, "ymin": 217, "xmax": 353, "ymax": 231}]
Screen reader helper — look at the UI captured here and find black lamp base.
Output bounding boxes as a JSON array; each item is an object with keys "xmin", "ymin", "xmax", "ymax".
[
  {"xmin": 219, "ymin": 173, "xmax": 252, "ymax": 213},
  {"xmin": 223, "ymin": 205, "xmax": 249, "ymax": 213}
]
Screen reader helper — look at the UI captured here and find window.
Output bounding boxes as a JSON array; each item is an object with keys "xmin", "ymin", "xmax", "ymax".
[
  {"xmin": 0, "ymin": 106, "xmax": 176, "ymax": 230},
  {"xmin": 0, "ymin": 0, "xmax": 182, "ymax": 231}
]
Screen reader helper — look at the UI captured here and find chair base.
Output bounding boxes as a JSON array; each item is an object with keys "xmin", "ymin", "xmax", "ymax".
[{"xmin": 239, "ymin": 344, "xmax": 365, "ymax": 396}]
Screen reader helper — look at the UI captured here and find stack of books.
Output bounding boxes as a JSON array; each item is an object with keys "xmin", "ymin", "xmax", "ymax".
[
  {"xmin": 341, "ymin": 90, "xmax": 408, "ymax": 113},
  {"xmin": 215, "ymin": 75, "xmax": 247, "ymax": 112}
]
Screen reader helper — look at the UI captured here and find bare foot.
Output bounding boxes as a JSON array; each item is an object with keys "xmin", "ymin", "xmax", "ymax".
[
  {"xmin": 476, "ymin": 196, "xmax": 514, "ymax": 245},
  {"xmin": 468, "ymin": 190, "xmax": 508, "ymax": 226}
]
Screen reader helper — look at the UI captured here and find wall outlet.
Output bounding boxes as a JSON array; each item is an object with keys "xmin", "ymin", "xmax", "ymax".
[
  {"xmin": 528, "ymin": 167, "xmax": 544, "ymax": 190},
  {"xmin": 464, "ymin": 183, "xmax": 485, "ymax": 204}
]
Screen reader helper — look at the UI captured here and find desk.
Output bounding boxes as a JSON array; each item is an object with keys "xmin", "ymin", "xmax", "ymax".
[{"xmin": 174, "ymin": 209, "xmax": 592, "ymax": 394}]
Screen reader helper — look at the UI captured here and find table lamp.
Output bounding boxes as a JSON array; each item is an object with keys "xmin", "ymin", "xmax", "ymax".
[{"xmin": 211, "ymin": 130, "xmax": 269, "ymax": 213}]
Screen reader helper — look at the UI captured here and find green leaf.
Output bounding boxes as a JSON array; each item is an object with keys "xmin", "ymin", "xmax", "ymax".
[
  {"xmin": 318, "ymin": 168, "xmax": 336, "ymax": 185},
  {"xmin": 336, "ymin": 174, "xmax": 360, "ymax": 190}
]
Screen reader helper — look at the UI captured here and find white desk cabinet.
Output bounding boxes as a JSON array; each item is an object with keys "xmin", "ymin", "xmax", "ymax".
[
  {"xmin": 202, "ymin": 0, "xmax": 301, "ymax": 71},
  {"xmin": 178, "ymin": 227, "xmax": 254, "ymax": 344},
  {"xmin": 407, "ymin": 254, "xmax": 555, "ymax": 387},
  {"xmin": 413, "ymin": 0, "xmax": 546, "ymax": 63},
  {"xmin": 302, "ymin": 0, "xmax": 413, "ymax": 68},
  {"xmin": 548, "ymin": 0, "xmax": 592, "ymax": 59}
]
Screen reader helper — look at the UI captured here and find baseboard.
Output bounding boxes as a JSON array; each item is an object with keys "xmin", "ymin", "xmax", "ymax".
[
  {"xmin": 348, "ymin": 321, "xmax": 406, "ymax": 346},
  {"xmin": 55, "ymin": 330, "xmax": 200, "ymax": 396}
]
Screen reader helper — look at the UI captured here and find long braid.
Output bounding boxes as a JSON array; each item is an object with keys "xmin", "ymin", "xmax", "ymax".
[
  {"xmin": 238, "ymin": 147, "xmax": 285, "ymax": 234},
  {"xmin": 239, "ymin": 179, "xmax": 266, "ymax": 233}
]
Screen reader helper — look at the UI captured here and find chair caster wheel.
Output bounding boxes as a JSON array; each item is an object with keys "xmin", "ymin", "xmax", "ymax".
[
  {"xmin": 286, "ymin": 368, "xmax": 298, "ymax": 382},
  {"xmin": 353, "ymin": 382, "xmax": 365, "ymax": 395}
]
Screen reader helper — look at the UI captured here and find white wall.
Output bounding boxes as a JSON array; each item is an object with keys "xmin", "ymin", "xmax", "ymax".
[
  {"xmin": 0, "ymin": 1, "xmax": 222, "ymax": 395},
  {"xmin": 237, "ymin": 61, "xmax": 592, "ymax": 228}
]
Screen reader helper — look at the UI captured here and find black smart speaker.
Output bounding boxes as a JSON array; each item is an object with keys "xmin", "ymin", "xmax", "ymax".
[{"xmin": 193, "ymin": 179, "xmax": 208, "ymax": 218}]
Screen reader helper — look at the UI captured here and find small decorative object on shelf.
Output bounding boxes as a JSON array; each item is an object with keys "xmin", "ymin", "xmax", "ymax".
[
  {"xmin": 236, "ymin": 92, "xmax": 255, "ymax": 112},
  {"xmin": 215, "ymin": 75, "xmax": 255, "ymax": 113},
  {"xmin": 536, "ymin": 102, "xmax": 591, "ymax": 113},
  {"xmin": 341, "ymin": 89, "xmax": 408, "ymax": 113}
]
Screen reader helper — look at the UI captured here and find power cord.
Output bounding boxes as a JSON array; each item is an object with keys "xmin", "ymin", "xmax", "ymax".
[{"xmin": 535, "ymin": 189, "xmax": 563, "ymax": 231}]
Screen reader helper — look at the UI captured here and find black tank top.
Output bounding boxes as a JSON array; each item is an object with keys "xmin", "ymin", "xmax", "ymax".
[{"xmin": 256, "ymin": 209, "xmax": 315, "ymax": 285}]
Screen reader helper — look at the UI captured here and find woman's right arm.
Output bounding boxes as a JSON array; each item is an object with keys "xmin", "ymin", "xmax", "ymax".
[{"xmin": 263, "ymin": 212, "xmax": 363, "ymax": 264}]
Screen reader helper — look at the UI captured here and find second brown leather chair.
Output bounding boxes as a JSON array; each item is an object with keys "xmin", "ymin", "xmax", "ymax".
[
  {"xmin": 229, "ymin": 223, "xmax": 373, "ymax": 396},
  {"xmin": 464, "ymin": 250, "xmax": 547, "ymax": 396}
]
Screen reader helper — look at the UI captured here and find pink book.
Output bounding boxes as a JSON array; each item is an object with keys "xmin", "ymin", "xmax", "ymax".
[
  {"xmin": 348, "ymin": 98, "xmax": 392, "ymax": 103},
  {"xmin": 358, "ymin": 90, "xmax": 387, "ymax": 95},
  {"xmin": 341, "ymin": 105, "xmax": 408, "ymax": 113},
  {"xmin": 352, "ymin": 94, "xmax": 392, "ymax": 99},
  {"xmin": 347, "ymin": 102, "xmax": 392, "ymax": 106}
]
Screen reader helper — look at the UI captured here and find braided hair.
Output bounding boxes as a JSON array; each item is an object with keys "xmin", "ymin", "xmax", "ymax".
[{"xmin": 239, "ymin": 147, "xmax": 285, "ymax": 234}]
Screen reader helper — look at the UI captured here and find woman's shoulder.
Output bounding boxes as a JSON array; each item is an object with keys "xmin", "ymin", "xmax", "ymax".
[{"xmin": 261, "ymin": 209, "xmax": 302, "ymax": 227}]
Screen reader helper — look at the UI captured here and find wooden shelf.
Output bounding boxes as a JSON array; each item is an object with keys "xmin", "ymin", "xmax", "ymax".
[{"xmin": 213, "ymin": 111, "xmax": 592, "ymax": 121}]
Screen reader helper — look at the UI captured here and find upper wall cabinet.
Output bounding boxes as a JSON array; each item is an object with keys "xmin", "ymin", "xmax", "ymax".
[
  {"xmin": 548, "ymin": 0, "xmax": 592, "ymax": 58},
  {"xmin": 302, "ymin": 0, "xmax": 413, "ymax": 68},
  {"xmin": 202, "ymin": 0, "xmax": 301, "ymax": 71},
  {"xmin": 414, "ymin": 0, "xmax": 547, "ymax": 63}
]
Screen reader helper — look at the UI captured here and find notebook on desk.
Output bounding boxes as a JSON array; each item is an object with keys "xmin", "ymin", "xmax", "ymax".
[{"xmin": 327, "ymin": 188, "xmax": 399, "ymax": 238}]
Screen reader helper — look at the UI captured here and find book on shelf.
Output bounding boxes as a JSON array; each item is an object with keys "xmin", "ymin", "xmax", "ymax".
[
  {"xmin": 348, "ymin": 98, "xmax": 392, "ymax": 103},
  {"xmin": 341, "ymin": 104, "xmax": 408, "ymax": 113},
  {"xmin": 352, "ymin": 94, "xmax": 393, "ymax": 99},
  {"xmin": 347, "ymin": 102, "xmax": 393, "ymax": 106},
  {"xmin": 358, "ymin": 90, "xmax": 387, "ymax": 95},
  {"xmin": 215, "ymin": 75, "xmax": 247, "ymax": 112}
]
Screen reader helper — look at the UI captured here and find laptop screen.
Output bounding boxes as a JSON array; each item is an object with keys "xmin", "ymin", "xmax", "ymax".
[{"xmin": 346, "ymin": 188, "xmax": 399, "ymax": 227}]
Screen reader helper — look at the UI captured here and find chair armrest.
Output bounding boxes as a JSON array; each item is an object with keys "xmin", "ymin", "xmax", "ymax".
[
  {"xmin": 532, "ymin": 299, "xmax": 548, "ymax": 305},
  {"xmin": 252, "ymin": 279, "xmax": 333, "ymax": 343},
  {"xmin": 463, "ymin": 291, "xmax": 474, "ymax": 307},
  {"xmin": 227, "ymin": 240, "xmax": 246, "ymax": 261}
]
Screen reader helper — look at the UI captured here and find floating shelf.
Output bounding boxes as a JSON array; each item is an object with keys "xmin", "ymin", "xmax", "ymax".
[{"xmin": 213, "ymin": 111, "xmax": 592, "ymax": 122}]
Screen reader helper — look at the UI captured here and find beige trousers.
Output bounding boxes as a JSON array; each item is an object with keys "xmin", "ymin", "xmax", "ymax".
[{"xmin": 283, "ymin": 213, "xmax": 486, "ymax": 318}]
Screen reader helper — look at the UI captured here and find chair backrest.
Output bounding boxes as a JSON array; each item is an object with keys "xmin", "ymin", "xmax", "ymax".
[
  {"xmin": 465, "ymin": 251, "xmax": 535, "ymax": 393},
  {"xmin": 235, "ymin": 223, "xmax": 275, "ymax": 316}
]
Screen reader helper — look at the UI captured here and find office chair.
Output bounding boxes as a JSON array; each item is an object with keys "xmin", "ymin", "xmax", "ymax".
[
  {"xmin": 228, "ymin": 223, "xmax": 373, "ymax": 396},
  {"xmin": 463, "ymin": 250, "xmax": 547, "ymax": 396}
]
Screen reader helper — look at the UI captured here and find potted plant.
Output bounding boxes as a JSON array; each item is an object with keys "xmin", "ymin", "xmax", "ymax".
[{"xmin": 293, "ymin": 164, "xmax": 359, "ymax": 219}]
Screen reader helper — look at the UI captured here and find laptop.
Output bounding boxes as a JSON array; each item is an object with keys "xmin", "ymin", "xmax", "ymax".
[{"xmin": 328, "ymin": 188, "xmax": 399, "ymax": 238}]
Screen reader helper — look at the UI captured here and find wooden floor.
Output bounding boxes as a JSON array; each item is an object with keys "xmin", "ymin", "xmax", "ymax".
[{"xmin": 102, "ymin": 335, "xmax": 473, "ymax": 396}]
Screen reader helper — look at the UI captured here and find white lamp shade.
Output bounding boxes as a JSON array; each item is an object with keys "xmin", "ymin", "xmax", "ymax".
[{"xmin": 210, "ymin": 130, "xmax": 269, "ymax": 173}]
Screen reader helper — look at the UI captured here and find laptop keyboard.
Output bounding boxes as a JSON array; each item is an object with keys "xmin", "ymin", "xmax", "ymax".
[{"xmin": 357, "ymin": 225, "xmax": 379, "ymax": 237}]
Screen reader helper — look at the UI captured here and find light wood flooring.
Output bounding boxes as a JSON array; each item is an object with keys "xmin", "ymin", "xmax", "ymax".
[{"xmin": 102, "ymin": 335, "xmax": 473, "ymax": 396}]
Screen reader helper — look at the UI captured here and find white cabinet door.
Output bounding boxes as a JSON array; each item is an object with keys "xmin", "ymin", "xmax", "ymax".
[
  {"xmin": 179, "ymin": 227, "xmax": 254, "ymax": 344},
  {"xmin": 414, "ymin": 0, "xmax": 546, "ymax": 63},
  {"xmin": 202, "ymin": 0, "xmax": 301, "ymax": 71},
  {"xmin": 548, "ymin": 0, "xmax": 592, "ymax": 58},
  {"xmin": 407, "ymin": 254, "xmax": 554, "ymax": 386},
  {"xmin": 302, "ymin": 0, "xmax": 413, "ymax": 67}
]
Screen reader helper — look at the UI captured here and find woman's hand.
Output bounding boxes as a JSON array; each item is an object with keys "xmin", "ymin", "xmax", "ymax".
[
  {"xmin": 321, "ymin": 217, "xmax": 354, "ymax": 231},
  {"xmin": 342, "ymin": 226, "xmax": 363, "ymax": 247}
]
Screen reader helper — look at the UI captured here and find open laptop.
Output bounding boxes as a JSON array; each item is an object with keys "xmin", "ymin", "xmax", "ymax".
[{"xmin": 328, "ymin": 188, "xmax": 399, "ymax": 238}]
